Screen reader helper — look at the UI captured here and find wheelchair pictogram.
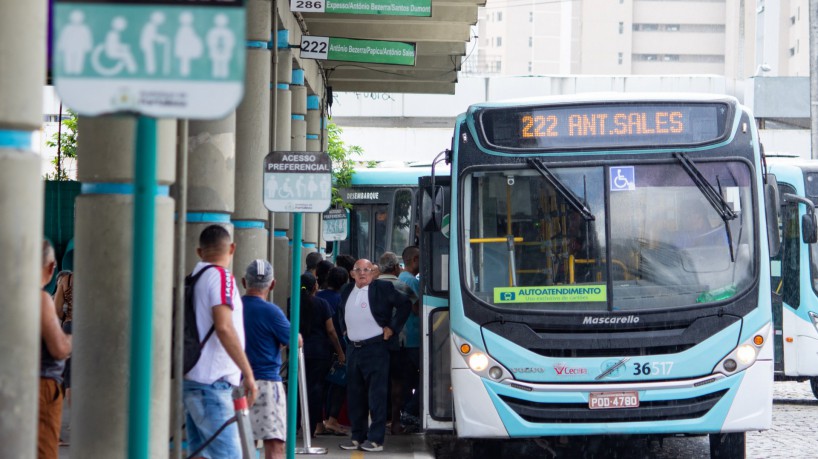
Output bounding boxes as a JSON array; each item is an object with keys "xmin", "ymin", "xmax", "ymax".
[
  {"xmin": 91, "ymin": 17, "xmax": 138, "ymax": 76},
  {"xmin": 610, "ymin": 166, "xmax": 635, "ymax": 191}
]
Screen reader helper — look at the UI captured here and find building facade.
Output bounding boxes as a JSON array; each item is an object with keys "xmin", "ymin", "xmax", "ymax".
[{"xmin": 472, "ymin": 0, "xmax": 809, "ymax": 80}]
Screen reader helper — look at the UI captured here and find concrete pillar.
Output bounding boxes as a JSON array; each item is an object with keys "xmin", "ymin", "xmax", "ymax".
[
  {"xmin": 305, "ymin": 94, "xmax": 322, "ymax": 256},
  {"xmin": 234, "ymin": 0, "xmax": 272, "ymax": 291},
  {"xmin": 0, "ymin": 4, "xmax": 45, "ymax": 456},
  {"xmin": 290, "ymin": 71, "xmax": 316, "ymax": 270},
  {"xmin": 186, "ymin": 115, "xmax": 236, "ymax": 271},
  {"xmin": 72, "ymin": 117, "xmax": 176, "ymax": 459},
  {"xmin": 273, "ymin": 46, "xmax": 293, "ymax": 309}
]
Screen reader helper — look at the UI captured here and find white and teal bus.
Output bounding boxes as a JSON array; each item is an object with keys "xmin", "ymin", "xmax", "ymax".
[
  {"xmin": 766, "ymin": 156, "xmax": 818, "ymax": 397},
  {"xmin": 417, "ymin": 94, "xmax": 780, "ymax": 458}
]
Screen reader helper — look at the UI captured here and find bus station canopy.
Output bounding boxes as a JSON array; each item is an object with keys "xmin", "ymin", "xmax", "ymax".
[{"xmin": 280, "ymin": 0, "xmax": 484, "ymax": 95}]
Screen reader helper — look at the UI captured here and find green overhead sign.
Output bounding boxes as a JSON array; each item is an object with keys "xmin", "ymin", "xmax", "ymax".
[
  {"xmin": 301, "ymin": 36, "xmax": 415, "ymax": 66},
  {"xmin": 291, "ymin": 0, "xmax": 431, "ymax": 16}
]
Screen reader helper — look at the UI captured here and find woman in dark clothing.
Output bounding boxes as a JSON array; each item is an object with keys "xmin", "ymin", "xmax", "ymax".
[
  {"xmin": 315, "ymin": 260, "xmax": 334, "ymax": 290},
  {"xmin": 300, "ymin": 272, "xmax": 345, "ymax": 437},
  {"xmin": 316, "ymin": 267, "xmax": 350, "ymax": 435}
]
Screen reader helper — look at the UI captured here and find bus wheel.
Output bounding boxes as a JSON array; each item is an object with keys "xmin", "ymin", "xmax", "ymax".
[
  {"xmin": 810, "ymin": 378, "xmax": 818, "ymax": 399},
  {"xmin": 709, "ymin": 432, "xmax": 745, "ymax": 459}
]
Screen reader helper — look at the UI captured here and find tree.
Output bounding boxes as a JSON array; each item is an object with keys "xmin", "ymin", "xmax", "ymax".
[
  {"xmin": 44, "ymin": 109, "xmax": 78, "ymax": 181},
  {"xmin": 326, "ymin": 121, "xmax": 374, "ymax": 208}
]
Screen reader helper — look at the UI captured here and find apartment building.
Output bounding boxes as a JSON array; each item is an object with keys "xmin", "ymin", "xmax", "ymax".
[{"xmin": 471, "ymin": 0, "xmax": 808, "ymax": 80}]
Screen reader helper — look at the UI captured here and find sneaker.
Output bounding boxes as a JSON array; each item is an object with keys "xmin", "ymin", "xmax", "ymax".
[
  {"xmin": 360, "ymin": 441, "xmax": 383, "ymax": 452},
  {"xmin": 339, "ymin": 439, "xmax": 360, "ymax": 450}
]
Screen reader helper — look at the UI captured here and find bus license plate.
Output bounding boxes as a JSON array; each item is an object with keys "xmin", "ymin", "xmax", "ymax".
[{"xmin": 588, "ymin": 391, "xmax": 639, "ymax": 410}]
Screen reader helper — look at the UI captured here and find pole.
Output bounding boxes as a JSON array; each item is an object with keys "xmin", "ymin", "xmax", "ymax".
[
  {"xmin": 295, "ymin": 347, "xmax": 327, "ymax": 454},
  {"xmin": 809, "ymin": 0, "xmax": 818, "ymax": 159},
  {"xmin": 286, "ymin": 213, "xmax": 303, "ymax": 459},
  {"xmin": 128, "ymin": 115, "xmax": 158, "ymax": 459},
  {"xmin": 171, "ymin": 119, "xmax": 189, "ymax": 459}
]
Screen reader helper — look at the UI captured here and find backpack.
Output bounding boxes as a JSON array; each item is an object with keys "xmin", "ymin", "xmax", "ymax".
[{"xmin": 179, "ymin": 264, "xmax": 218, "ymax": 374}]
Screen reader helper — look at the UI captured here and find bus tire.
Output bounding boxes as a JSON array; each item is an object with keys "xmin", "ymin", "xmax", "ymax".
[
  {"xmin": 709, "ymin": 432, "xmax": 745, "ymax": 459},
  {"xmin": 810, "ymin": 377, "xmax": 818, "ymax": 399}
]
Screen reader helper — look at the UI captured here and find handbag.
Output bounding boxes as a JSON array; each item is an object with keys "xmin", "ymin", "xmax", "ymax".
[{"xmin": 325, "ymin": 359, "xmax": 347, "ymax": 387}]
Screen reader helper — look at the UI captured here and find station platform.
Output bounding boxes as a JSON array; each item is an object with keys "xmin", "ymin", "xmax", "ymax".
[
  {"xmin": 58, "ymin": 432, "xmax": 434, "ymax": 458},
  {"xmin": 293, "ymin": 433, "xmax": 433, "ymax": 458}
]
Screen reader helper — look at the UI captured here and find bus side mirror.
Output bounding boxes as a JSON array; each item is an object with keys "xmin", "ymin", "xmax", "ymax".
[
  {"xmin": 802, "ymin": 212, "xmax": 818, "ymax": 244},
  {"xmin": 765, "ymin": 174, "xmax": 781, "ymax": 257},
  {"xmin": 421, "ymin": 186, "xmax": 444, "ymax": 232}
]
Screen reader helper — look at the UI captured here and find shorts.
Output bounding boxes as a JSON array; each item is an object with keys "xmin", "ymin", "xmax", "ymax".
[
  {"xmin": 183, "ymin": 379, "xmax": 241, "ymax": 459},
  {"xmin": 250, "ymin": 380, "xmax": 287, "ymax": 442}
]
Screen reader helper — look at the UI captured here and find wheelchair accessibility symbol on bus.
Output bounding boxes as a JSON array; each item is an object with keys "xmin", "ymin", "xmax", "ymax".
[{"xmin": 610, "ymin": 166, "xmax": 635, "ymax": 191}]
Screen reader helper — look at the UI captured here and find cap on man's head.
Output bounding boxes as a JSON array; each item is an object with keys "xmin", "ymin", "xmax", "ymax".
[{"xmin": 245, "ymin": 259, "xmax": 274, "ymax": 284}]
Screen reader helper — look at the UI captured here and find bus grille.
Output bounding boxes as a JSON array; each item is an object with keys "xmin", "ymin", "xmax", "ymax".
[
  {"xmin": 531, "ymin": 344, "xmax": 695, "ymax": 358},
  {"xmin": 498, "ymin": 389, "xmax": 728, "ymax": 424}
]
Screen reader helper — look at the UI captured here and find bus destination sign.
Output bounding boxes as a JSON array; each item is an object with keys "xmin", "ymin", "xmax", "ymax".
[{"xmin": 480, "ymin": 103, "xmax": 729, "ymax": 151}]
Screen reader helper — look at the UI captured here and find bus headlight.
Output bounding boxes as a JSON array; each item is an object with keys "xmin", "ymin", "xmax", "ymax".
[
  {"xmin": 452, "ymin": 334, "xmax": 514, "ymax": 381},
  {"xmin": 713, "ymin": 324, "xmax": 770, "ymax": 376},
  {"xmin": 736, "ymin": 344, "xmax": 757, "ymax": 365},
  {"xmin": 468, "ymin": 352, "xmax": 489, "ymax": 372}
]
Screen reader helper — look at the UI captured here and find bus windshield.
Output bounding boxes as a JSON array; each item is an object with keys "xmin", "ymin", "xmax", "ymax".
[{"xmin": 462, "ymin": 160, "xmax": 755, "ymax": 312}]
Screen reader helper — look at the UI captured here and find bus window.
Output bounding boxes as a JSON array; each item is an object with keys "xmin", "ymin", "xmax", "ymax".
[
  {"xmin": 374, "ymin": 207, "xmax": 388, "ymax": 260},
  {"xmin": 391, "ymin": 189, "xmax": 413, "ymax": 259},
  {"xmin": 353, "ymin": 208, "xmax": 371, "ymax": 261},
  {"xmin": 610, "ymin": 161, "xmax": 754, "ymax": 310},
  {"xmin": 463, "ymin": 166, "xmax": 606, "ymax": 310},
  {"xmin": 776, "ymin": 184, "xmax": 800, "ymax": 307}
]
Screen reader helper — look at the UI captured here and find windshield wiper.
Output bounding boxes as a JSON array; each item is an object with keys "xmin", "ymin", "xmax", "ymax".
[
  {"xmin": 526, "ymin": 158, "xmax": 595, "ymax": 221},
  {"xmin": 673, "ymin": 152, "xmax": 737, "ymax": 261}
]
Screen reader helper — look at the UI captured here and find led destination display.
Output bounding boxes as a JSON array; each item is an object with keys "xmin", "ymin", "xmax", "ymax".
[{"xmin": 480, "ymin": 102, "xmax": 729, "ymax": 150}]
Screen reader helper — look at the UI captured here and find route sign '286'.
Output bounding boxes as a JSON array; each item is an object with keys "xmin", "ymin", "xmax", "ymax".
[{"xmin": 52, "ymin": 0, "xmax": 246, "ymax": 118}]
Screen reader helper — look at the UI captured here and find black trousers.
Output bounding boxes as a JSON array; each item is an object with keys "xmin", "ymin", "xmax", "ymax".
[
  {"xmin": 346, "ymin": 341, "xmax": 389, "ymax": 444},
  {"xmin": 305, "ymin": 357, "xmax": 332, "ymax": 432}
]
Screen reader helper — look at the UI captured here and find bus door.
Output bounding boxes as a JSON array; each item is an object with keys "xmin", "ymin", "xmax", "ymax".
[
  {"xmin": 773, "ymin": 182, "xmax": 801, "ymax": 376},
  {"xmin": 418, "ymin": 176, "xmax": 453, "ymax": 431}
]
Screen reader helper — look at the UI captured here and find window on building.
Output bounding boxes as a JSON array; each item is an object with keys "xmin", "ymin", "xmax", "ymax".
[
  {"xmin": 619, "ymin": 22, "xmax": 624, "ymax": 34},
  {"xmin": 790, "ymin": 47, "xmax": 796, "ymax": 57},
  {"xmin": 529, "ymin": 36, "xmax": 533, "ymax": 47},
  {"xmin": 496, "ymin": 61, "xmax": 502, "ymax": 72},
  {"xmin": 496, "ymin": 36, "xmax": 502, "ymax": 47},
  {"xmin": 662, "ymin": 54, "xmax": 680, "ymax": 61},
  {"xmin": 497, "ymin": 12, "xmax": 502, "ymax": 21},
  {"xmin": 528, "ymin": 62, "xmax": 533, "ymax": 73},
  {"xmin": 666, "ymin": 24, "xmax": 680, "ymax": 31},
  {"xmin": 791, "ymin": 16, "xmax": 796, "ymax": 26},
  {"xmin": 529, "ymin": 12, "xmax": 533, "ymax": 22},
  {"xmin": 618, "ymin": 52, "xmax": 623, "ymax": 65}
]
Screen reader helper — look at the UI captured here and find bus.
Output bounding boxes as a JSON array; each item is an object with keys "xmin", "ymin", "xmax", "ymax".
[
  {"xmin": 417, "ymin": 94, "xmax": 780, "ymax": 458},
  {"xmin": 766, "ymin": 156, "xmax": 818, "ymax": 397},
  {"xmin": 333, "ymin": 165, "xmax": 447, "ymax": 263}
]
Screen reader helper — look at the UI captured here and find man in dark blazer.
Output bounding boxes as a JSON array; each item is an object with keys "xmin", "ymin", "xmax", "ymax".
[{"xmin": 337, "ymin": 258, "xmax": 411, "ymax": 453}]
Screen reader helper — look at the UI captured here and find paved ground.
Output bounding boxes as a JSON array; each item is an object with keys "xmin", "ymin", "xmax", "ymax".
[{"xmin": 58, "ymin": 381, "xmax": 818, "ymax": 458}]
